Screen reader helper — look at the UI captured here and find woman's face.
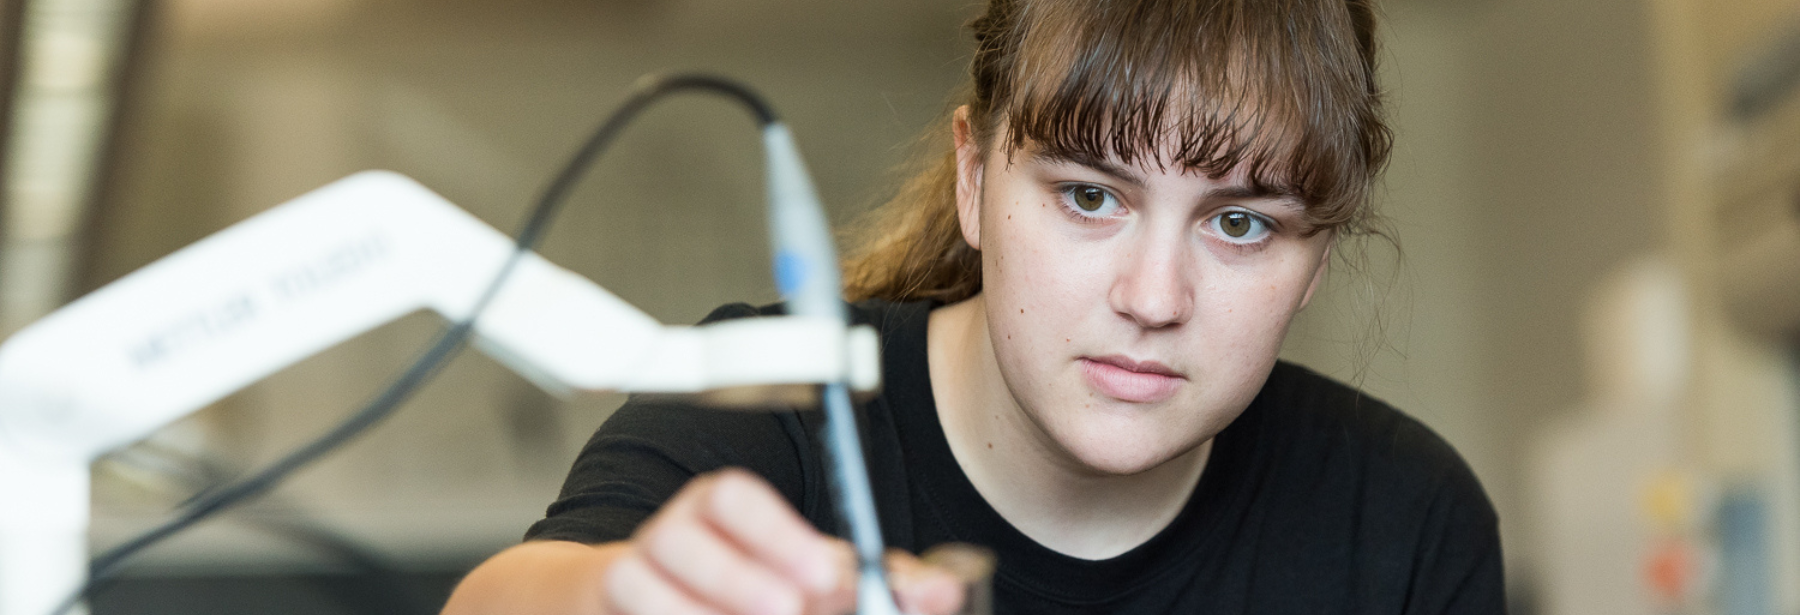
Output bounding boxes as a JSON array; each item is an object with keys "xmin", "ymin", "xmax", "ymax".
[{"xmin": 953, "ymin": 111, "xmax": 1333, "ymax": 476}]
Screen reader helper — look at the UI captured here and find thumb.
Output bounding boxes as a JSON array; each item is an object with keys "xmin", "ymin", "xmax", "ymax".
[{"xmin": 885, "ymin": 544, "xmax": 994, "ymax": 615}]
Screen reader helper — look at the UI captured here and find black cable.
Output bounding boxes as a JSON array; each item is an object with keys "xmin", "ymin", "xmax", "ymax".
[
  {"xmin": 94, "ymin": 447, "xmax": 438, "ymax": 615},
  {"xmin": 240, "ymin": 513, "xmax": 439, "ymax": 615},
  {"xmin": 59, "ymin": 72, "xmax": 781, "ymax": 615}
]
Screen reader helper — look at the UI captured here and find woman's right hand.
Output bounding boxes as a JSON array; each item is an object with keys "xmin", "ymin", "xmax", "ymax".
[{"xmin": 443, "ymin": 468, "xmax": 967, "ymax": 615}]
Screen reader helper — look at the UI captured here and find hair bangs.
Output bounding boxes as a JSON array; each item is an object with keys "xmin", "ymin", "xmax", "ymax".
[{"xmin": 981, "ymin": 0, "xmax": 1387, "ymax": 231}]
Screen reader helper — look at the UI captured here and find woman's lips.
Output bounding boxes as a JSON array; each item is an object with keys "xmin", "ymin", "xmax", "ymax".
[{"xmin": 1079, "ymin": 356, "xmax": 1185, "ymax": 403}]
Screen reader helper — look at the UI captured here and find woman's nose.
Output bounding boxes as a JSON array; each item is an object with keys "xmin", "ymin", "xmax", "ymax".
[{"xmin": 1107, "ymin": 242, "xmax": 1194, "ymax": 329}]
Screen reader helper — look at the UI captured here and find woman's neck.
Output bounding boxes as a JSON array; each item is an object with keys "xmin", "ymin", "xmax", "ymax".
[{"xmin": 926, "ymin": 296, "xmax": 1211, "ymax": 560}]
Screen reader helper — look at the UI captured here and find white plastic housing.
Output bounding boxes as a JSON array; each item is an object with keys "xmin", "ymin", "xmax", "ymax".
[{"xmin": 0, "ymin": 171, "xmax": 880, "ymax": 615}]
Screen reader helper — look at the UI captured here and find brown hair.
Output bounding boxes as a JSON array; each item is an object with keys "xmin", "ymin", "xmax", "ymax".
[{"xmin": 843, "ymin": 0, "xmax": 1391, "ymax": 304}]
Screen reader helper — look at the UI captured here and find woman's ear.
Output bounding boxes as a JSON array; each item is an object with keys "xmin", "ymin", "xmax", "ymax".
[
  {"xmin": 953, "ymin": 106, "xmax": 984, "ymax": 251},
  {"xmin": 1299, "ymin": 240, "xmax": 1333, "ymax": 310}
]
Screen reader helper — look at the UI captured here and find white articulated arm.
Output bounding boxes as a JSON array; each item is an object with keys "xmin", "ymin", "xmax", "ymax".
[
  {"xmin": 473, "ymin": 255, "xmax": 879, "ymax": 397},
  {"xmin": 0, "ymin": 171, "xmax": 879, "ymax": 615}
]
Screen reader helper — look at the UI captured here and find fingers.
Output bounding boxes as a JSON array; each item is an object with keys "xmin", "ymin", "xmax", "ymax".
[
  {"xmin": 606, "ymin": 553, "xmax": 725, "ymax": 615},
  {"xmin": 641, "ymin": 510, "xmax": 803, "ymax": 615},
  {"xmin": 605, "ymin": 469, "xmax": 854, "ymax": 615},
  {"xmin": 704, "ymin": 469, "xmax": 847, "ymax": 595},
  {"xmin": 801, "ymin": 540, "xmax": 858, "ymax": 615},
  {"xmin": 603, "ymin": 468, "xmax": 978, "ymax": 615},
  {"xmin": 885, "ymin": 550, "xmax": 968, "ymax": 615}
]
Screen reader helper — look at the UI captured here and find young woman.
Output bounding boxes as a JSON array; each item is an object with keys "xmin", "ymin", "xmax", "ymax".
[{"xmin": 445, "ymin": 0, "xmax": 1503, "ymax": 613}]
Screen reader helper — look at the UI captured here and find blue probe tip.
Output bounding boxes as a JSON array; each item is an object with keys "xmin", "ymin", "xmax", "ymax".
[{"xmin": 774, "ymin": 250, "xmax": 810, "ymax": 296}]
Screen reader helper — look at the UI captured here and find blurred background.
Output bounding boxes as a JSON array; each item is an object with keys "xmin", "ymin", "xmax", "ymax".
[{"xmin": 0, "ymin": 0, "xmax": 1795, "ymax": 613}]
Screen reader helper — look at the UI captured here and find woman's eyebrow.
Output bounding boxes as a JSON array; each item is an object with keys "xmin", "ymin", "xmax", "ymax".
[
  {"xmin": 1204, "ymin": 185, "xmax": 1296, "ymax": 200},
  {"xmin": 1027, "ymin": 148, "xmax": 1145, "ymax": 189},
  {"xmin": 1203, "ymin": 185, "xmax": 1306, "ymax": 210},
  {"xmin": 1028, "ymin": 148, "xmax": 1307, "ymax": 209}
]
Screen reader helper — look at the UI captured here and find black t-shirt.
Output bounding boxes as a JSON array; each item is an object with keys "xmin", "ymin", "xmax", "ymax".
[{"xmin": 526, "ymin": 300, "xmax": 1506, "ymax": 614}]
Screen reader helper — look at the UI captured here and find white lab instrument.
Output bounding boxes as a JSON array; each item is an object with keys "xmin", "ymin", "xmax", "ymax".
[{"xmin": 0, "ymin": 171, "xmax": 881, "ymax": 615}]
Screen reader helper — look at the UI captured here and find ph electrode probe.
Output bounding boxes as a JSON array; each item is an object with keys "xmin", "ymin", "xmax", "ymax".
[{"xmin": 0, "ymin": 74, "xmax": 911, "ymax": 615}]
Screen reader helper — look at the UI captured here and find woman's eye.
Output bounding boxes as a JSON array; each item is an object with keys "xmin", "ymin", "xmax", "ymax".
[
  {"xmin": 1073, "ymin": 186, "xmax": 1106, "ymax": 211},
  {"xmin": 1209, "ymin": 211, "xmax": 1271, "ymax": 243},
  {"xmin": 1061, "ymin": 185, "xmax": 1120, "ymax": 219}
]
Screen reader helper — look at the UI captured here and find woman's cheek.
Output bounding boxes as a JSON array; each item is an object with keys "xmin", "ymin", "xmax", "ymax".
[
  {"xmin": 1005, "ymin": 242, "xmax": 1103, "ymax": 321},
  {"xmin": 1204, "ymin": 256, "xmax": 1315, "ymax": 354},
  {"xmin": 984, "ymin": 220, "xmax": 1088, "ymax": 357},
  {"xmin": 983, "ymin": 206, "xmax": 1056, "ymax": 297}
]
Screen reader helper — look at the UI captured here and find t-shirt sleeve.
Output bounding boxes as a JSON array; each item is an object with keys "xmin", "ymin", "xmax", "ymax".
[
  {"xmin": 522, "ymin": 303, "xmax": 816, "ymax": 544},
  {"xmin": 1402, "ymin": 445, "xmax": 1507, "ymax": 614},
  {"xmin": 1263, "ymin": 362, "xmax": 1508, "ymax": 613}
]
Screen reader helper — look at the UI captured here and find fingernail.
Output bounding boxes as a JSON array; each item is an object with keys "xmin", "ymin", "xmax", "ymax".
[
  {"xmin": 805, "ymin": 542, "xmax": 850, "ymax": 595},
  {"xmin": 758, "ymin": 587, "xmax": 802, "ymax": 615},
  {"xmin": 803, "ymin": 554, "xmax": 840, "ymax": 594}
]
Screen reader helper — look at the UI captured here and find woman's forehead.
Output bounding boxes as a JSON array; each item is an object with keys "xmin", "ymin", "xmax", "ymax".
[{"xmin": 1008, "ymin": 134, "xmax": 1303, "ymax": 195}]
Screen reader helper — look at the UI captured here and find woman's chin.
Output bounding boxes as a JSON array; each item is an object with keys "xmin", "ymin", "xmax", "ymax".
[{"xmin": 1054, "ymin": 427, "xmax": 1190, "ymax": 476}]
